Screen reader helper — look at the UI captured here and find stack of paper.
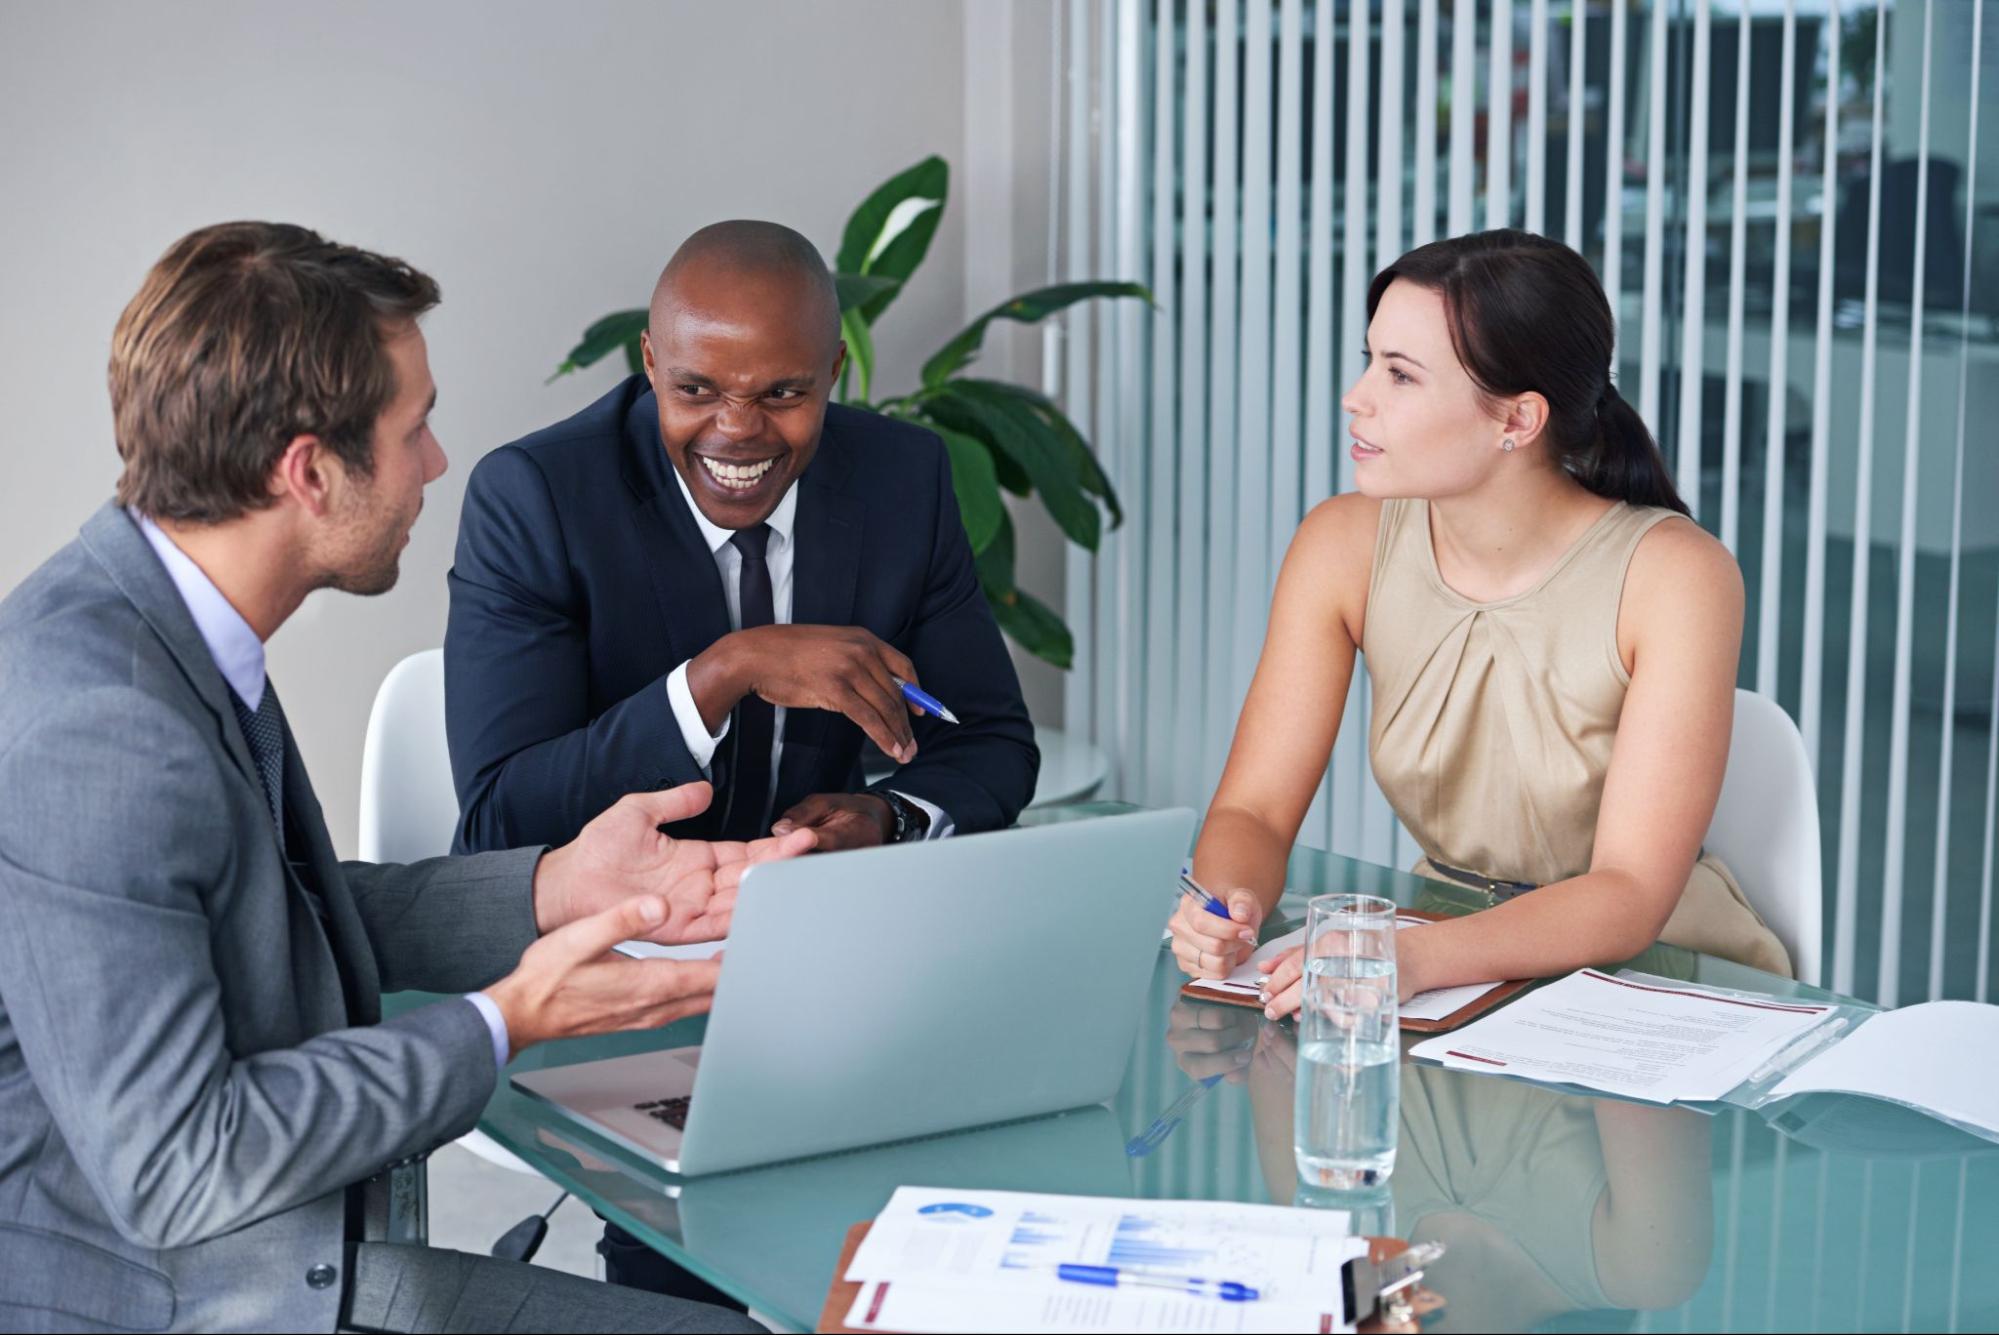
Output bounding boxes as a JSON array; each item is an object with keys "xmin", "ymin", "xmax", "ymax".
[
  {"xmin": 1197, "ymin": 917, "xmax": 1508, "ymax": 1024},
  {"xmin": 1410, "ymin": 969, "xmax": 1836, "ymax": 1103},
  {"xmin": 843, "ymin": 1187, "xmax": 1367, "ymax": 1334}
]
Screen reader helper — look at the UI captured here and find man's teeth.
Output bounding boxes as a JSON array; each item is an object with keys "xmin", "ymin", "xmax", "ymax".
[{"xmin": 700, "ymin": 456, "xmax": 777, "ymax": 490}]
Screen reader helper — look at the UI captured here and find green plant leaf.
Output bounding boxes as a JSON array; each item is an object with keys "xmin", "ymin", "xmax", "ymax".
[
  {"xmin": 840, "ymin": 306, "xmax": 876, "ymax": 404},
  {"xmin": 921, "ymin": 383, "xmax": 1100, "ymax": 550},
  {"xmin": 972, "ymin": 505, "xmax": 1015, "ymax": 594},
  {"xmin": 973, "ymin": 510, "xmax": 1064, "ymax": 663},
  {"xmin": 985, "ymin": 580, "xmax": 1074, "ymax": 669},
  {"xmin": 913, "ymin": 403, "xmax": 1029, "ymax": 497},
  {"xmin": 929, "ymin": 424, "xmax": 1004, "ymax": 555},
  {"xmin": 921, "ymin": 281, "xmax": 1152, "ymax": 386},
  {"xmin": 551, "ymin": 308, "xmax": 649, "ymax": 380},
  {"xmin": 836, "ymin": 156, "xmax": 949, "ymax": 323},
  {"xmin": 835, "ymin": 272, "xmax": 902, "ymax": 314},
  {"xmin": 950, "ymin": 378, "xmax": 1123, "ymax": 529}
]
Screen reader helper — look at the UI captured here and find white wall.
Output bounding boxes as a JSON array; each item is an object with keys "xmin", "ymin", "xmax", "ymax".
[
  {"xmin": 962, "ymin": 1, "xmax": 1071, "ymax": 732},
  {"xmin": 0, "ymin": 0, "xmax": 1054, "ymax": 855}
]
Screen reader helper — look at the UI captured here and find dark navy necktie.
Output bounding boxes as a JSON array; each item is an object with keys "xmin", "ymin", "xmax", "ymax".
[
  {"xmin": 229, "ymin": 683, "xmax": 286, "ymax": 855},
  {"xmin": 724, "ymin": 523, "xmax": 776, "ymax": 841}
]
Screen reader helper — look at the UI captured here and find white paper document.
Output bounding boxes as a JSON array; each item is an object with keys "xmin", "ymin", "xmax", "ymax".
[
  {"xmin": 843, "ymin": 1186, "xmax": 1364, "ymax": 1334},
  {"xmin": 1410, "ymin": 968, "xmax": 1837, "ymax": 1103},
  {"xmin": 1769, "ymin": 1001, "xmax": 1999, "ymax": 1139},
  {"xmin": 1193, "ymin": 918, "xmax": 1507, "ymax": 1024},
  {"xmin": 612, "ymin": 938, "xmax": 725, "ymax": 962}
]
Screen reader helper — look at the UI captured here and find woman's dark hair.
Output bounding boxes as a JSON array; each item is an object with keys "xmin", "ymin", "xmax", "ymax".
[{"xmin": 1365, "ymin": 229, "xmax": 1689, "ymax": 516}]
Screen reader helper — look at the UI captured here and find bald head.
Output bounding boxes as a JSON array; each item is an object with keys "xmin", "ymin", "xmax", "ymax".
[
  {"xmin": 650, "ymin": 220, "xmax": 840, "ymax": 351},
  {"xmin": 638, "ymin": 220, "xmax": 848, "ymax": 529}
]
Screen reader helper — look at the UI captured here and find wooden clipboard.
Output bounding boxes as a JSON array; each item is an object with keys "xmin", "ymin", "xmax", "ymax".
[
  {"xmin": 817, "ymin": 1221, "xmax": 1445, "ymax": 1333},
  {"xmin": 1178, "ymin": 909, "xmax": 1535, "ymax": 1032}
]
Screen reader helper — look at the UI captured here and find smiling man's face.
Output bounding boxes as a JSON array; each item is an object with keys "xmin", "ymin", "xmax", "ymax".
[{"xmin": 641, "ymin": 261, "xmax": 844, "ymax": 530}]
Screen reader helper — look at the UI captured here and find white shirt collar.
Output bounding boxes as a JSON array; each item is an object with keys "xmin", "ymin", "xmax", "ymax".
[
  {"xmin": 671, "ymin": 464, "xmax": 798, "ymax": 556},
  {"xmin": 130, "ymin": 509, "xmax": 268, "ymax": 710}
]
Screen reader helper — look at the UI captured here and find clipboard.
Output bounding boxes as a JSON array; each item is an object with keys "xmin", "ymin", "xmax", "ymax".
[
  {"xmin": 1178, "ymin": 909, "xmax": 1535, "ymax": 1032},
  {"xmin": 816, "ymin": 1221, "xmax": 1446, "ymax": 1333}
]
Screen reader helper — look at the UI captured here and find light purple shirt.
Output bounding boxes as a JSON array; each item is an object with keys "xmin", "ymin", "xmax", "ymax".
[{"xmin": 131, "ymin": 510, "xmax": 512, "ymax": 1077}]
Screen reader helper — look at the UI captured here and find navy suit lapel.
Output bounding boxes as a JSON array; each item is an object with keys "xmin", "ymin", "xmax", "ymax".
[
  {"xmin": 778, "ymin": 429, "xmax": 862, "ymax": 791},
  {"xmin": 620, "ymin": 391, "xmax": 732, "ymax": 665}
]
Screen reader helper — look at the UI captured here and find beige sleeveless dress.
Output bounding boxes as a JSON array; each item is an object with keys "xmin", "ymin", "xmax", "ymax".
[{"xmin": 1362, "ymin": 498, "xmax": 1792, "ymax": 977}]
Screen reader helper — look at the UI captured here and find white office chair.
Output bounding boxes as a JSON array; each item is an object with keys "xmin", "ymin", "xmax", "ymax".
[
  {"xmin": 359, "ymin": 648, "xmax": 535, "ymax": 1177},
  {"xmin": 1704, "ymin": 689, "xmax": 1824, "ymax": 986},
  {"xmin": 1026, "ymin": 725, "xmax": 1111, "ymax": 808}
]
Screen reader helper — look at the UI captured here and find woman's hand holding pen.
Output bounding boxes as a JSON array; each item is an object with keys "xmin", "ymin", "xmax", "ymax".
[{"xmin": 1166, "ymin": 883, "xmax": 1264, "ymax": 979}]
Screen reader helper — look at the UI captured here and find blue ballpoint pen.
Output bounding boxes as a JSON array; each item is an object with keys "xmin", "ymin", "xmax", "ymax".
[
  {"xmin": 1179, "ymin": 871, "xmax": 1234, "ymax": 921},
  {"xmin": 1055, "ymin": 1265, "xmax": 1260, "ymax": 1303},
  {"xmin": 894, "ymin": 678, "xmax": 960, "ymax": 725}
]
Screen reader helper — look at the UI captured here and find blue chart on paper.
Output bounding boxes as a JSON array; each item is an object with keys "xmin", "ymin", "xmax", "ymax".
[
  {"xmin": 998, "ymin": 1207, "xmax": 1259, "ymax": 1276},
  {"xmin": 1106, "ymin": 1214, "xmax": 1209, "ymax": 1270},
  {"xmin": 1000, "ymin": 1211, "xmax": 1070, "ymax": 1268}
]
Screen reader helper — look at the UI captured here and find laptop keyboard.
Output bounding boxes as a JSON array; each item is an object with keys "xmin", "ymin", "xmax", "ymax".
[{"xmin": 633, "ymin": 1095, "xmax": 692, "ymax": 1130}]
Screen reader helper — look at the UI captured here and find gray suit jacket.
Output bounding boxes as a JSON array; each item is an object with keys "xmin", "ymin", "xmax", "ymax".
[{"xmin": 0, "ymin": 505, "xmax": 543, "ymax": 1333}]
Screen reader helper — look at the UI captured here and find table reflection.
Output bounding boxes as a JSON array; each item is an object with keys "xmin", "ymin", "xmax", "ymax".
[{"xmin": 1166, "ymin": 999, "xmax": 1714, "ymax": 1333}]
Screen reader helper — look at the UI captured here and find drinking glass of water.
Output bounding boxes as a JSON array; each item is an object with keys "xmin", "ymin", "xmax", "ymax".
[{"xmin": 1293, "ymin": 893, "xmax": 1399, "ymax": 1190}]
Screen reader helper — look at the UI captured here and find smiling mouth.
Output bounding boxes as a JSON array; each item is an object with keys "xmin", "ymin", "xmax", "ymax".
[{"xmin": 695, "ymin": 455, "xmax": 780, "ymax": 492}]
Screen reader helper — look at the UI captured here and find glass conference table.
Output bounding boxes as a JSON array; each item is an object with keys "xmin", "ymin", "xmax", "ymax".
[{"xmin": 426, "ymin": 805, "xmax": 1999, "ymax": 1333}]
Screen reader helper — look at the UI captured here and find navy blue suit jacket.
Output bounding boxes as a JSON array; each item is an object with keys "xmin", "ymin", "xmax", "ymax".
[{"xmin": 445, "ymin": 375, "xmax": 1039, "ymax": 852}]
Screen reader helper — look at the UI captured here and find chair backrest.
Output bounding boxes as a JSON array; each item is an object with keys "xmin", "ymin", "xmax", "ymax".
[
  {"xmin": 1704, "ymin": 689, "xmax": 1823, "ymax": 986},
  {"xmin": 358, "ymin": 649, "xmax": 459, "ymax": 864}
]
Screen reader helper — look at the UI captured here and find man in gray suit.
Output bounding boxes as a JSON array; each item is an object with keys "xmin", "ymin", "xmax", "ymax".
[{"xmin": 0, "ymin": 222, "xmax": 807, "ymax": 1332}]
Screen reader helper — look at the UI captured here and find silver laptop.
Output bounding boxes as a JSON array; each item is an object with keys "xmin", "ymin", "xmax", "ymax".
[{"xmin": 511, "ymin": 807, "xmax": 1194, "ymax": 1175}]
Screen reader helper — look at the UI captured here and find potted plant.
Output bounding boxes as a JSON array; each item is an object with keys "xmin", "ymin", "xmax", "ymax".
[{"xmin": 551, "ymin": 155, "xmax": 1147, "ymax": 669}]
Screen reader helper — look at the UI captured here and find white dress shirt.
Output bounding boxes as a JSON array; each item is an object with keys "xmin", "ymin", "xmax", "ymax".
[
  {"xmin": 131, "ymin": 510, "xmax": 514, "ymax": 1078},
  {"xmin": 661, "ymin": 469, "xmax": 952, "ymax": 838}
]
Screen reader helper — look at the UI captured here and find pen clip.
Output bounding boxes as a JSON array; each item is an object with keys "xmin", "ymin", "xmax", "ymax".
[
  {"xmin": 1178, "ymin": 873, "xmax": 1235, "ymax": 921},
  {"xmin": 1747, "ymin": 1013, "xmax": 1851, "ymax": 1086}
]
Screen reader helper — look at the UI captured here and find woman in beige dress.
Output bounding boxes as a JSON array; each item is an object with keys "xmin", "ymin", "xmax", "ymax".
[{"xmin": 1168, "ymin": 230, "xmax": 1790, "ymax": 1017}]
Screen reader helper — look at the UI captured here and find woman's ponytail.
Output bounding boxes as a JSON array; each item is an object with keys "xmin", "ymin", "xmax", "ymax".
[{"xmin": 1571, "ymin": 381, "xmax": 1690, "ymax": 516}]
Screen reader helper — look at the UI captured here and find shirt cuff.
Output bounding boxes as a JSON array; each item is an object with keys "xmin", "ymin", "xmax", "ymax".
[
  {"xmin": 889, "ymin": 789, "xmax": 955, "ymax": 840},
  {"xmin": 464, "ymin": 991, "xmax": 511, "ymax": 1076},
  {"xmin": 665, "ymin": 661, "xmax": 730, "ymax": 775}
]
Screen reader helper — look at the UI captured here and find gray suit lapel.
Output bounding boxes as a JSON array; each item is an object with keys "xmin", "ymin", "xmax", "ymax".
[
  {"xmin": 76, "ymin": 503, "xmax": 264, "ymax": 797},
  {"xmin": 76, "ymin": 505, "xmax": 358, "ymax": 976}
]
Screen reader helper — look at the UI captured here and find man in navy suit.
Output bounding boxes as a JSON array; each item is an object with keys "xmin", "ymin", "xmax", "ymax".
[
  {"xmin": 446, "ymin": 220, "xmax": 1037, "ymax": 860},
  {"xmin": 447, "ymin": 220, "xmax": 1038, "ymax": 1295}
]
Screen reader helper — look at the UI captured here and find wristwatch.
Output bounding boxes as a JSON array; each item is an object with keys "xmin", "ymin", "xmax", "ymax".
[{"xmin": 878, "ymin": 790, "xmax": 931, "ymax": 843}]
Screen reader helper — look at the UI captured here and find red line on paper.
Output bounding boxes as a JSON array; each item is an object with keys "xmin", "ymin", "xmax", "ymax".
[
  {"xmin": 1446, "ymin": 1050, "xmax": 1507, "ymax": 1066},
  {"xmin": 867, "ymin": 1281, "xmax": 889, "ymax": 1324},
  {"xmin": 1578, "ymin": 970, "xmax": 1830, "ymax": 1014}
]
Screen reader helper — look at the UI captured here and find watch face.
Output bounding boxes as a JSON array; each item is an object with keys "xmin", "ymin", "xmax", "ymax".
[{"xmin": 885, "ymin": 792, "xmax": 926, "ymax": 842}]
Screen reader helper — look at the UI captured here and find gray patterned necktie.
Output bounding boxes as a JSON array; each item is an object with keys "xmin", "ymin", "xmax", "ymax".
[{"xmin": 229, "ymin": 684, "xmax": 285, "ymax": 854}]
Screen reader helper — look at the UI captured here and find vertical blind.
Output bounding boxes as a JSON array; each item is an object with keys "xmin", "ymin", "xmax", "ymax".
[{"xmin": 1046, "ymin": 0, "xmax": 1999, "ymax": 1011}]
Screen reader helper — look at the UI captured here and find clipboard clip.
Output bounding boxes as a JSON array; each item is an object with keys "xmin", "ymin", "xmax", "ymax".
[{"xmin": 1344, "ymin": 1241, "xmax": 1445, "ymax": 1327}]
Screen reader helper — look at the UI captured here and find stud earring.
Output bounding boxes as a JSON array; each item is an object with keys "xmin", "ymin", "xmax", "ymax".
[{"xmin": 1501, "ymin": 438, "xmax": 1516, "ymax": 453}]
